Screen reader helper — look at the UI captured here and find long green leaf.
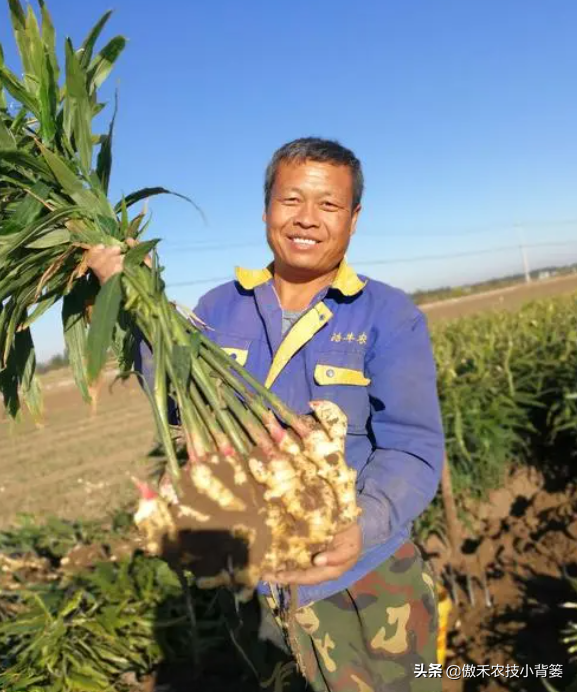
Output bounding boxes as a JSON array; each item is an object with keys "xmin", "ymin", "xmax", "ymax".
[
  {"xmin": 86, "ymin": 272, "xmax": 122, "ymax": 383},
  {"xmin": 17, "ymin": 326, "xmax": 43, "ymax": 420},
  {"xmin": 8, "ymin": 0, "xmax": 34, "ymax": 83},
  {"xmin": 95, "ymin": 91, "xmax": 117, "ymax": 194},
  {"xmin": 0, "ymin": 63, "xmax": 39, "ymax": 116},
  {"xmin": 1, "ymin": 206, "xmax": 78, "ymax": 256},
  {"xmin": 124, "ymin": 239, "xmax": 159, "ymax": 268},
  {"xmin": 0, "ymin": 181, "xmax": 50, "ymax": 236},
  {"xmin": 0, "ymin": 44, "xmax": 6, "ymax": 109},
  {"xmin": 25, "ymin": 227, "xmax": 70, "ymax": 248},
  {"xmin": 38, "ymin": 0, "xmax": 59, "ymax": 83},
  {"xmin": 62, "ymin": 284, "xmax": 91, "ymax": 402},
  {"xmin": 64, "ymin": 39, "xmax": 93, "ymax": 172},
  {"xmin": 115, "ymin": 186, "xmax": 199, "ymax": 215},
  {"xmin": 39, "ymin": 145, "xmax": 100, "ymax": 211},
  {"xmin": 0, "ymin": 113, "xmax": 16, "ymax": 149},
  {"xmin": 0, "ymin": 323, "xmax": 41, "ymax": 420},
  {"xmin": 37, "ymin": 37, "xmax": 58, "ymax": 142},
  {"xmin": 79, "ymin": 10, "xmax": 113, "ymax": 68},
  {"xmin": 1, "ymin": 149, "xmax": 52, "ymax": 177},
  {"xmin": 87, "ymin": 36, "xmax": 127, "ymax": 92}
]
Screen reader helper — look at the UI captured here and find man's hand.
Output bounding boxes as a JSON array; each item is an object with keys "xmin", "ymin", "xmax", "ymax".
[
  {"xmin": 86, "ymin": 239, "xmax": 151, "ymax": 285},
  {"xmin": 263, "ymin": 522, "xmax": 362, "ymax": 586}
]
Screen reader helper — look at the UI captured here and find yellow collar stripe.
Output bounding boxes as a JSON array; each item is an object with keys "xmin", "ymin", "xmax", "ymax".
[{"xmin": 234, "ymin": 259, "xmax": 367, "ymax": 297}]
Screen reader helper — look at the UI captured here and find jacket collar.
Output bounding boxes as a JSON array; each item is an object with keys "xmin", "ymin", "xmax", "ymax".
[{"xmin": 234, "ymin": 258, "xmax": 367, "ymax": 297}]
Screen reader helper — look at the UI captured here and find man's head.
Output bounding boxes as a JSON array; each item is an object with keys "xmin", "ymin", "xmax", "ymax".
[{"xmin": 263, "ymin": 137, "xmax": 363, "ymax": 281}]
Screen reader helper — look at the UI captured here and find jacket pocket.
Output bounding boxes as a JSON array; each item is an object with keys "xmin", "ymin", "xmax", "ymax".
[
  {"xmin": 208, "ymin": 332, "xmax": 252, "ymax": 368},
  {"xmin": 222, "ymin": 347, "xmax": 248, "ymax": 367},
  {"xmin": 314, "ymin": 364, "xmax": 371, "ymax": 387},
  {"xmin": 311, "ymin": 352, "xmax": 371, "ymax": 433}
]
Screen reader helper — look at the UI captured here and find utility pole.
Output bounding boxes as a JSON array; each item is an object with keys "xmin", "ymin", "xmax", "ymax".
[{"xmin": 516, "ymin": 223, "xmax": 531, "ymax": 283}]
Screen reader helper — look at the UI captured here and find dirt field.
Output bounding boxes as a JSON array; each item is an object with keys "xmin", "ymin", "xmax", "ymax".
[
  {"xmin": 0, "ymin": 370, "xmax": 155, "ymax": 528},
  {"xmin": 421, "ymin": 273, "xmax": 577, "ymax": 322}
]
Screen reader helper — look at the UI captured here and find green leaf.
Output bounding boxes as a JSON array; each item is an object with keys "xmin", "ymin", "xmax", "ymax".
[
  {"xmin": 0, "ymin": 44, "xmax": 6, "ymax": 109},
  {"xmin": 17, "ymin": 326, "xmax": 42, "ymax": 420},
  {"xmin": 65, "ymin": 672, "xmax": 109, "ymax": 692},
  {"xmin": 39, "ymin": 145, "xmax": 100, "ymax": 211},
  {"xmin": 25, "ymin": 227, "xmax": 70, "ymax": 248},
  {"xmin": 0, "ymin": 323, "xmax": 41, "ymax": 419},
  {"xmin": 62, "ymin": 283, "xmax": 91, "ymax": 402},
  {"xmin": 1, "ymin": 206, "xmax": 78, "ymax": 257},
  {"xmin": 0, "ymin": 113, "xmax": 16, "ymax": 149},
  {"xmin": 65, "ymin": 38, "xmax": 93, "ymax": 172},
  {"xmin": 0, "ymin": 149, "xmax": 52, "ymax": 177},
  {"xmin": 37, "ymin": 33, "xmax": 58, "ymax": 142},
  {"xmin": 115, "ymin": 186, "xmax": 199, "ymax": 215},
  {"xmin": 124, "ymin": 239, "xmax": 158, "ymax": 268},
  {"xmin": 8, "ymin": 0, "xmax": 34, "ymax": 80},
  {"xmin": 86, "ymin": 272, "xmax": 123, "ymax": 383},
  {"xmin": 21, "ymin": 286, "xmax": 62, "ymax": 327},
  {"xmin": 87, "ymin": 36, "xmax": 127, "ymax": 92},
  {"xmin": 0, "ymin": 181, "xmax": 50, "ymax": 236},
  {"xmin": 79, "ymin": 10, "xmax": 113, "ymax": 68},
  {"xmin": 0, "ymin": 63, "xmax": 39, "ymax": 116},
  {"xmin": 58, "ymin": 589, "xmax": 84, "ymax": 617},
  {"xmin": 173, "ymin": 343, "xmax": 191, "ymax": 382},
  {"xmin": 38, "ymin": 0, "xmax": 59, "ymax": 83},
  {"xmin": 95, "ymin": 91, "xmax": 118, "ymax": 194}
]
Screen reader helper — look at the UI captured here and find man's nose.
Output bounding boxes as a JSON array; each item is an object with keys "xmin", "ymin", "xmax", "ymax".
[{"xmin": 294, "ymin": 201, "xmax": 320, "ymax": 228}]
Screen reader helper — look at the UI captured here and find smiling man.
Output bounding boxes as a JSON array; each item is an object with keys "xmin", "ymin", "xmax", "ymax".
[{"xmin": 88, "ymin": 137, "xmax": 445, "ymax": 692}]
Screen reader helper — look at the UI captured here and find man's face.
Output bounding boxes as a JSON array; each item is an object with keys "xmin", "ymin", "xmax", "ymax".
[{"xmin": 264, "ymin": 160, "xmax": 360, "ymax": 278}]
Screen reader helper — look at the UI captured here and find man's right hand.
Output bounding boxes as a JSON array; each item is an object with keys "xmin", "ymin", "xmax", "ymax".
[{"xmin": 86, "ymin": 239, "xmax": 151, "ymax": 285}]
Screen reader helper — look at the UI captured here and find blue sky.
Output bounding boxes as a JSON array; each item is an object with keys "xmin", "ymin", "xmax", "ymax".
[{"xmin": 2, "ymin": 0, "xmax": 577, "ymax": 361}]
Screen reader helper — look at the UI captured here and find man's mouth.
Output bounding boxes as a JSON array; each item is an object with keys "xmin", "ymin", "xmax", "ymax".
[{"xmin": 288, "ymin": 236, "xmax": 320, "ymax": 247}]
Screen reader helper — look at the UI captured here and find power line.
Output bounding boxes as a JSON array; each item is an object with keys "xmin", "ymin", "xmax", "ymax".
[
  {"xmin": 160, "ymin": 218, "xmax": 577, "ymax": 254},
  {"xmin": 165, "ymin": 239, "xmax": 577, "ymax": 288}
]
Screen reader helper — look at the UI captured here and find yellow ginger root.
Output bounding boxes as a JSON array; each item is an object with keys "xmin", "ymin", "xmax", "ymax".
[
  {"xmin": 133, "ymin": 483, "xmax": 178, "ymax": 555},
  {"xmin": 134, "ymin": 400, "xmax": 359, "ymax": 598},
  {"xmin": 190, "ymin": 461, "xmax": 247, "ymax": 512},
  {"xmin": 310, "ymin": 400, "xmax": 348, "ymax": 451},
  {"xmin": 299, "ymin": 401, "xmax": 360, "ymax": 525}
]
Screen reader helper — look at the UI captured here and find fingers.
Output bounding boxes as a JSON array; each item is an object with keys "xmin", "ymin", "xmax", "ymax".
[
  {"xmin": 86, "ymin": 244, "xmax": 123, "ymax": 285},
  {"xmin": 313, "ymin": 523, "xmax": 362, "ymax": 567}
]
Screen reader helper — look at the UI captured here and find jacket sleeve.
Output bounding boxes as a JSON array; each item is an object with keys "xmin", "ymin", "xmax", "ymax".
[{"xmin": 356, "ymin": 310, "xmax": 445, "ymax": 551}]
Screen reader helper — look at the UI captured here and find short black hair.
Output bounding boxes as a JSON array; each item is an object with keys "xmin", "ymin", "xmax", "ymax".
[{"xmin": 264, "ymin": 137, "xmax": 364, "ymax": 210}]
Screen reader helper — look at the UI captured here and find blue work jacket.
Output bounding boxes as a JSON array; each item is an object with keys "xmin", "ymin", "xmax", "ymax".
[{"xmin": 138, "ymin": 260, "xmax": 445, "ymax": 607}]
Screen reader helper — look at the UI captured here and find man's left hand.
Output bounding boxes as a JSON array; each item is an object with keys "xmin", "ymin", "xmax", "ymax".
[{"xmin": 263, "ymin": 522, "xmax": 363, "ymax": 586}]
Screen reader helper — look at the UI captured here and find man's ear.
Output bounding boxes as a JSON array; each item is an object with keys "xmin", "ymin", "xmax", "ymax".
[
  {"xmin": 262, "ymin": 209, "xmax": 267, "ymax": 224},
  {"xmin": 350, "ymin": 204, "xmax": 361, "ymax": 237}
]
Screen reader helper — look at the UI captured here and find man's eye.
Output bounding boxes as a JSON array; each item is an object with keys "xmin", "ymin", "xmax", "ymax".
[
  {"xmin": 283, "ymin": 197, "xmax": 299, "ymax": 204},
  {"xmin": 321, "ymin": 201, "xmax": 338, "ymax": 210}
]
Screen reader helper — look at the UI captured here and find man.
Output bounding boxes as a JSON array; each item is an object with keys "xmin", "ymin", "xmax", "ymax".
[{"xmin": 88, "ymin": 137, "xmax": 445, "ymax": 692}]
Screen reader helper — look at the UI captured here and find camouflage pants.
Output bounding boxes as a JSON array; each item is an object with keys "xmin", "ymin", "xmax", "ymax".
[{"xmin": 220, "ymin": 541, "xmax": 439, "ymax": 692}]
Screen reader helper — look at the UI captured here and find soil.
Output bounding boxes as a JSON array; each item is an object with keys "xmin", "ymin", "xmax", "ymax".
[
  {"xmin": 422, "ymin": 467, "xmax": 577, "ymax": 692},
  {"xmin": 122, "ymin": 467, "xmax": 577, "ymax": 692}
]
